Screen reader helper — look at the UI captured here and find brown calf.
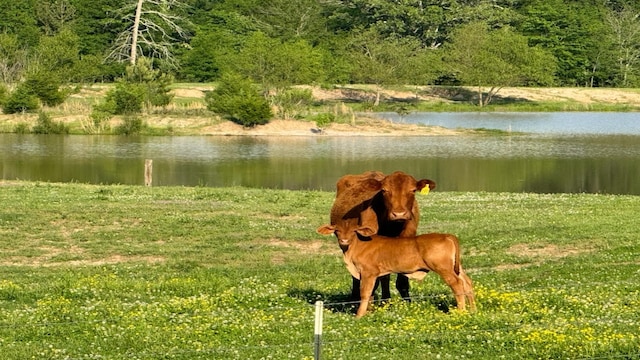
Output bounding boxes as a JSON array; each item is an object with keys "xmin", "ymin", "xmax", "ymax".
[{"xmin": 317, "ymin": 211, "xmax": 475, "ymax": 318}]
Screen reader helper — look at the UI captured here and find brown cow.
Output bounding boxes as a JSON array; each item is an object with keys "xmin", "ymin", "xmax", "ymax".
[
  {"xmin": 328, "ymin": 171, "xmax": 436, "ymax": 301},
  {"xmin": 317, "ymin": 210, "xmax": 476, "ymax": 318}
]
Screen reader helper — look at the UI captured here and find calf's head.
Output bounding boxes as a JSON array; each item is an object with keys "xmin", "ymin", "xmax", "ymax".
[
  {"xmin": 317, "ymin": 208, "xmax": 378, "ymax": 248},
  {"xmin": 379, "ymin": 171, "xmax": 436, "ymax": 221}
]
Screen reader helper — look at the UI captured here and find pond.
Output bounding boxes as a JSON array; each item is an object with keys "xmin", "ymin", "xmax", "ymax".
[
  {"xmin": 2, "ymin": 128, "xmax": 640, "ymax": 194},
  {"xmin": 374, "ymin": 112, "xmax": 640, "ymax": 135}
]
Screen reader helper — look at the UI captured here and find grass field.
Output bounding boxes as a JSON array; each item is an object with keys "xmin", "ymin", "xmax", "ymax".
[{"xmin": 1, "ymin": 182, "xmax": 639, "ymax": 359}]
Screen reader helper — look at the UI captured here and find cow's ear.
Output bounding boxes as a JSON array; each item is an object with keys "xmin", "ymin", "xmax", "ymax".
[
  {"xmin": 316, "ymin": 225, "xmax": 336, "ymax": 235},
  {"xmin": 417, "ymin": 179, "xmax": 436, "ymax": 191},
  {"xmin": 356, "ymin": 226, "xmax": 377, "ymax": 237},
  {"xmin": 362, "ymin": 178, "xmax": 383, "ymax": 192}
]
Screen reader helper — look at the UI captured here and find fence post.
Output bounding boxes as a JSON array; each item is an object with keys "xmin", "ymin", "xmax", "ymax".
[
  {"xmin": 314, "ymin": 301, "xmax": 323, "ymax": 360},
  {"xmin": 144, "ymin": 159, "xmax": 153, "ymax": 186}
]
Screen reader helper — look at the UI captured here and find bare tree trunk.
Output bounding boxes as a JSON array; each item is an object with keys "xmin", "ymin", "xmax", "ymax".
[
  {"xmin": 477, "ymin": 87, "xmax": 483, "ymax": 107},
  {"xmin": 130, "ymin": 0, "xmax": 144, "ymax": 65}
]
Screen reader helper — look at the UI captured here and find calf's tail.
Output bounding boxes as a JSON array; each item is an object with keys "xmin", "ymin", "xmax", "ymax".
[{"xmin": 450, "ymin": 234, "xmax": 461, "ymax": 276}]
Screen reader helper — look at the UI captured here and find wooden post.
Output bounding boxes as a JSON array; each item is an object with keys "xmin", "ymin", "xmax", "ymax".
[
  {"xmin": 314, "ymin": 301, "xmax": 323, "ymax": 360},
  {"xmin": 144, "ymin": 159, "xmax": 153, "ymax": 186}
]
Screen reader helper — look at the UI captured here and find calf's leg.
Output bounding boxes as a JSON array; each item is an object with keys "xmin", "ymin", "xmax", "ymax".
[
  {"xmin": 438, "ymin": 271, "xmax": 468, "ymax": 311},
  {"xmin": 460, "ymin": 270, "xmax": 476, "ymax": 312},
  {"xmin": 356, "ymin": 275, "xmax": 377, "ymax": 318}
]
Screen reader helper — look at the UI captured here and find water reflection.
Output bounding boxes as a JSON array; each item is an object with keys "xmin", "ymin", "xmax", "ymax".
[{"xmin": 2, "ymin": 133, "xmax": 640, "ymax": 194}]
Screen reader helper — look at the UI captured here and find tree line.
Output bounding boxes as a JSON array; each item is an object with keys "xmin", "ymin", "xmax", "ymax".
[
  {"xmin": 1, "ymin": 0, "xmax": 640, "ymax": 126},
  {"xmin": 2, "ymin": 0, "xmax": 640, "ymax": 88}
]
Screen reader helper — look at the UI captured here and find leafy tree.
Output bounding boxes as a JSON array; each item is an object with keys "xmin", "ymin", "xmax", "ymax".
[
  {"xmin": 342, "ymin": 28, "xmax": 427, "ymax": 105},
  {"xmin": 33, "ymin": 29, "xmax": 81, "ymax": 83},
  {"xmin": 0, "ymin": 1, "xmax": 40, "ymax": 47},
  {"xmin": 516, "ymin": 0, "xmax": 606, "ymax": 86},
  {"xmin": 227, "ymin": 0, "xmax": 330, "ymax": 43},
  {"xmin": 231, "ymin": 31, "xmax": 325, "ymax": 91},
  {"xmin": 327, "ymin": 0, "xmax": 516, "ymax": 49},
  {"xmin": 36, "ymin": 0, "xmax": 77, "ymax": 35},
  {"xmin": 204, "ymin": 73, "xmax": 272, "ymax": 127},
  {"xmin": 443, "ymin": 22, "xmax": 556, "ymax": 106},
  {"xmin": 71, "ymin": 0, "xmax": 126, "ymax": 56},
  {"xmin": 0, "ymin": 34, "xmax": 29, "ymax": 84},
  {"xmin": 71, "ymin": 54, "xmax": 109, "ymax": 83},
  {"xmin": 179, "ymin": 31, "xmax": 222, "ymax": 82}
]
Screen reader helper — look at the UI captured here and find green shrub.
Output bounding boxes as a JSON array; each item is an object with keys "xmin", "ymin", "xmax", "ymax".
[
  {"xmin": 271, "ymin": 88, "xmax": 313, "ymax": 119},
  {"xmin": 114, "ymin": 116, "xmax": 144, "ymax": 135},
  {"xmin": 3, "ymin": 85, "xmax": 40, "ymax": 114},
  {"xmin": 0, "ymin": 83, "xmax": 8, "ymax": 107},
  {"xmin": 103, "ymin": 82, "xmax": 146, "ymax": 115},
  {"xmin": 146, "ymin": 73, "xmax": 174, "ymax": 108},
  {"xmin": 314, "ymin": 113, "xmax": 335, "ymax": 130},
  {"xmin": 13, "ymin": 123, "xmax": 30, "ymax": 134},
  {"xmin": 32, "ymin": 111, "xmax": 70, "ymax": 134},
  {"xmin": 205, "ymin": 73, "xmax": 272, "ymax": 127},
  {"xmin": 23, "ymin": 71, "xmax": 67, "ymax": 106}
]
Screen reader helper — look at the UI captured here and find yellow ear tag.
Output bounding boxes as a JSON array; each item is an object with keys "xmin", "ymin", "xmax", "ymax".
[{"xmin": 420, "ymin": 186, "xmax": 430, "ymax": 195}]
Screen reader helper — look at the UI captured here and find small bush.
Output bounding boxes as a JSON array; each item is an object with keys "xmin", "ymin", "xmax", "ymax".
[
  {"xmin": 104, "ymin": 82, "xmax": 146, "ymax": 115},
  {"xmin": 0, "ymin": 83, "xmax": 8, "ymax": 107},
  {"xmin": 13, "ymin": 123, "xmax": 30, "ymax": 134},
  {"xmin": 205, "ymin": 73, "xmax": 272, "ymax": 127},
  {"xmin": 146, "ymin": 73, "xmax": 174, "ymax": 108},
  {"xmin": 314, "ymin": 113, "xmax": 335, "ymax": 130},
  {"xmin": 114, "ymin": 116, "xmax": 144, "ymax": 135},
  {"xmin": 32, "ymin": 111, "xmax": 70, "ymax": 134},
  {"xmin": 23, "ymin": 71, "xmax": 67, "ymax": 107},
  {"xmin": 271, "ymin": 88, "xmax": 313, "ymax": 119},
  {"xmin": 3, "ymin": 85, "xmax": 39, "ymax": 114}
]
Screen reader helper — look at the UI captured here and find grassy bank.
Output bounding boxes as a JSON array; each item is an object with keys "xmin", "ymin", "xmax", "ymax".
[{"xmin": 1, "ymin": 182, "xmax": 639, "ymax": 359}]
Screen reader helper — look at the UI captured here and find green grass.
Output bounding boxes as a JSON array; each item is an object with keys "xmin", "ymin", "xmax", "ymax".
[{"xmin": 0, "ymin": 182, "xmax": 639, "ymax": 359}]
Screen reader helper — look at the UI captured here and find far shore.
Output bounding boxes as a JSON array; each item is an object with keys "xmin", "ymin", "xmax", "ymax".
[{"xmin": 1, "ymin": 85, "xmax": 639, "ymax": 136}]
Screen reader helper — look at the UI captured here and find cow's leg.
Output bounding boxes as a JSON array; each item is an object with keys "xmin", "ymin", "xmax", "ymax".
[
  {"xmin": 351, "ymin": 276, "xmax": 361, "ymax": 302},
  {"xmin": 377, "ymin": 274, "xmax": 391, "ymax": 301},
  {"xmin": 356, "ymin": 275, "xmax": 377, "ymax": 318},
  {"xmin": 396, "ymin": 274, "xmax": 411, "ymax": 301}
]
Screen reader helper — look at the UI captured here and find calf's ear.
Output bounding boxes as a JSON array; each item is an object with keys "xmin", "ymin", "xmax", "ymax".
[
  {"xmin": 355, "ymin": 226, "xmax": 377, "ymax": 237},
  {"xmin": 316, "ymin": 224, "xmax": 336, "ymax": 235},
  {"xmin": 417, "ymin": 179, "xmax": 436, "ymax": 191}
]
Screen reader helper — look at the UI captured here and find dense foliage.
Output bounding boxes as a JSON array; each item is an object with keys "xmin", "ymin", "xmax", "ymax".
[{"xmin": 1, "ymin": 0, "xmax": 640, "ymax": 89}]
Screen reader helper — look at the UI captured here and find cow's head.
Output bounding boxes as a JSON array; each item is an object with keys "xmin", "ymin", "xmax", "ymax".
[{"xmin": 379, "ymin": 171, "xmax": 436, "ymax": 221}]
